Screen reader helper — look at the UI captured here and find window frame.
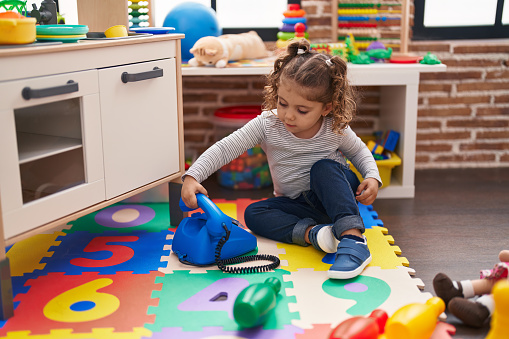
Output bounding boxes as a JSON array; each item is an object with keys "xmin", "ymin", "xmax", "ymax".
[
  {"xmin": 210, "ymin": 0, "xmax": 301, "ymax": 41},
  {"xmin": 413, "ymin": 0, "xmax": 509, "ymax": 40}
]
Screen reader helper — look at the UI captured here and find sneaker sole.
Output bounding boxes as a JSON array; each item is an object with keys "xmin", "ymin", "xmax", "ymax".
[
  {"xmin": 327, "ymin": 255, "xmax": 372, "ymax": 279},
  {"xmin": 317, "ymin": 226, "xmax": 339, "ymax": 253}
]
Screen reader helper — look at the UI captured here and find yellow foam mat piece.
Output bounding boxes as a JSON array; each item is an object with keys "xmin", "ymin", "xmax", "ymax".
[
  {"xmin": 215, "ymin": 202, "xmax": 237, "ymax": 220},
  {"xmin": 7, "ymin": 231, "xmax": 65, "ymax": 276},
  {"xmin": 278, "ymin": 243, "xmax": 331, "ymax": 272},
  {"xmin": 365, "ymin": 226, "xmax": 409, "ymax": 269},
  {"xmin": 277, "ymin": 226, "xmax": 408, "ymax": 272}
]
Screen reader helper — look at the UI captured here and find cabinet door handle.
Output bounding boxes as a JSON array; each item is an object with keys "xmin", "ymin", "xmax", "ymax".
[
  {"xmin": 22, "ymin": 80, "xmax": 79, "ymax": 100},
  {"xmin": 121, "ymin": 67, "xmax": 163, "ymax": 83}
]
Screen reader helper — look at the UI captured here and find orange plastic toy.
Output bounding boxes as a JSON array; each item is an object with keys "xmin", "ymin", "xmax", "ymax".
[
  {"xmin": 329, "ymin": 309, "xmax": 388, "ymax": 339},
  {"xmin": 283, "ymin": 4, "xmax": 306, "ymax": 18},
  {"xmin": 486, "ymin": 280, "xmax": 509, "ymax": 339},
  {"xmin": 384, "ymin": 297, "xmax": 445, "ymax": 339}
]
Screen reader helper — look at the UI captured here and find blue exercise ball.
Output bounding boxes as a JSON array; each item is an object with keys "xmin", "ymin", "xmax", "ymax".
[{"xmin": 163, "ymin": 2, "xmax": 222, "ymax": 61}]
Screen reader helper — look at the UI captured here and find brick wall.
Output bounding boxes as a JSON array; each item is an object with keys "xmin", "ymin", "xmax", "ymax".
[{"xmin": 182, "ymin": 0, "xmax": 509, "ymax": 169}]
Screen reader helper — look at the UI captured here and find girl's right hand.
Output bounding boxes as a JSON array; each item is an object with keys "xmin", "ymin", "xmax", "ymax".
[{"xmin": 181, "ymin": 176, "xmax": 208, "ymax": 210}]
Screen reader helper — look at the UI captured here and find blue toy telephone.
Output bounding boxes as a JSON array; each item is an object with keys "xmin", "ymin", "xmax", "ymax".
[{"xmin": 172, "ymin": 193, "xmax": 279, "ymax": 273}]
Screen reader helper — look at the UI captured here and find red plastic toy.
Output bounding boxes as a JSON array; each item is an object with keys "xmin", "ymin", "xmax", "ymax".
[{"xmin": 329, "ymin": 309, "xmax": 388, "ymax": 339}]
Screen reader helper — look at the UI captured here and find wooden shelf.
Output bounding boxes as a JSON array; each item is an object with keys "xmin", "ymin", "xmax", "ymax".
[{"xmin": 17, "ymin": 132, "xmax": 82, "ymax": 165}]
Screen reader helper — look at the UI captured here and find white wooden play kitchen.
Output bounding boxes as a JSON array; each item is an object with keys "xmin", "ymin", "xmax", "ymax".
[{"xmin": 0, "ymin": 34, "xmax": 186, "ymax": 318}]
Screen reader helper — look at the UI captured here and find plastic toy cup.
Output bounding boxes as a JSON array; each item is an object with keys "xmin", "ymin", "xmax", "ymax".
[{"xmin": 105, "ymin": 25, "xmax": 127, "ymax": 38}]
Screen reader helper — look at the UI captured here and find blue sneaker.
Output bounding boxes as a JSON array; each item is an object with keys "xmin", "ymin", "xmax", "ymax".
[
  {"xmin": 308, "ymin": 224, "xmax": 339, "ymax": 253},
  {"xmin": 328, "ymin": 235, "xmax": 371, "ymax": 279}
]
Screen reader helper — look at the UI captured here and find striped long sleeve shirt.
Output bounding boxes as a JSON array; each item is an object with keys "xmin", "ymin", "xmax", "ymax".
[{"xmin": 185, "ymin": 110, "xmax": 382, "ymax": 199}]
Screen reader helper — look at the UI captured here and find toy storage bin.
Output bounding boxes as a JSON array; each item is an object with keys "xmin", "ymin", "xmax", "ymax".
[
  {"xmin": 213, "ymin": 106, "xmax": 272, "ymax": 190},
  {"xmin": 348, "ymin": 151, "xmax": 401, "ymax": 187}
]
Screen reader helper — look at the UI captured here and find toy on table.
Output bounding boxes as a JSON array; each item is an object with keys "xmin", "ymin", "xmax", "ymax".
[
  {"xmin": 389, "ymin": 54, "xmax": 423, "ymax": 64},
  {"xmin": 104, "ymin": 24, "xmax": 127, "ymax": 38},
  {"xmin": 384, "ymin": 297, "xmax": 445, "ymax": 339},
  {"xmin": 420, "ymin": 52, "xmax": 442, "ymax": 65},
  {"xmin": 172, "ymin": 193, "xmax": 279, "ymax": 272},
  {"xmin": 27, "ymin": 0, "xmax": 57, "ymax": 25},
  {"xmin": 351, "ymin": 53, "xmax": 374, "ymax": 64},
  {"xmin": 434, "ymin": 250, "xmax": 509, "ymax": 328},
  {"xmin": 0, "ymin": 10, "xmax": 36, "ymax": 44},
  {"xmin": 365, "ymin": 47, "xmax": 392, "ymax": 60},
  {"xmin": 329, "ymin": 309, "xmax": 388, "ymax": 339},
  {"xmin": 366, "ymin": 41, "xmax": 389, "ymax": 62},
  {"xmin": 276, "ymin": 4, "xmax": 308, "ymax": 49},
  {"xmin": 233, "ymin": 277, "xmax": 281, "ymax": 328},
  {"xmin": 188, "ymin": 31, "xmax": 268, "ymax": 68},
  {"xmin": 486, "ymin": 280, "xmax": 509, "ymax": 339},
  {"xmin": 310, "ymin": 42, "xmax": 346, "ymax": 60},
  {"xmin": 345, "ymin": 33, "xmax": 359, "ymax": 62}
]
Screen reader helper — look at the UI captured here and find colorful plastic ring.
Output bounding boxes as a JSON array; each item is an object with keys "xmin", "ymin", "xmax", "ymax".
[
  {"xmin": 283, "ymin": 9, "xmax": 306, "ymax": 18},
  {"xmin": 276, "ymin": 39, "xmax": 291, "ymax": 49},
  {"xmin": 282, "ymin": 17, "xmax": 307, "ymax": 25},
  {"xmin": 280, "ymin": 23, "xmax": 307, "ymax": 32},
  {"xmin": 277, "ymin": 31, "xmax": 309, "ymax": 41}
]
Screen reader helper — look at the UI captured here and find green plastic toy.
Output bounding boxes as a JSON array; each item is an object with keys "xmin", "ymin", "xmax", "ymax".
[
  {"xmin": 351, "ymin": 53, "xmax": 374, "ymax": 64},
  {"xmin": 366, "ymin": 47, "xmax": 393, "ymax": 60},
  {"xmin": 0, "ymin": 0, "xmax": 27, "ymax": 14},
  {"xmin": 233, "ymin": 277, "xmax": 281, "ymax": 328},
  {"xmin": 420, "ymin": 52, "xmax": 442, "ymax": 65}
]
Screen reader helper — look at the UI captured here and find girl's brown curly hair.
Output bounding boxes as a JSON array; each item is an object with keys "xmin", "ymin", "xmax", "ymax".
[{"xmin": 263, "ymin": 39, "xmax": 357, "ymax": 134}]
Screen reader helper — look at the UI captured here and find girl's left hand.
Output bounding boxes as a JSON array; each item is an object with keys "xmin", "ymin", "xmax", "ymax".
[{"xmin": 356, "ymin": 178, "xmax": 379, "ymax": 205}]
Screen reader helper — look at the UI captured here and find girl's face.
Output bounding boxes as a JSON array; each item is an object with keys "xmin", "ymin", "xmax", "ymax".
[{"xmin": 277, "ymin": 80, "xmax": 332, "ymax": 139}]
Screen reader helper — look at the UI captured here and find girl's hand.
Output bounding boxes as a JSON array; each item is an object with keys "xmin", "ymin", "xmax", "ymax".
[
  {"xmin": 355, "ymin": 178, "xmax": 379, "ymax": 205},
  {"xmin": 181, "ymin": 176, "xmax": 208, "ymax": 210}
]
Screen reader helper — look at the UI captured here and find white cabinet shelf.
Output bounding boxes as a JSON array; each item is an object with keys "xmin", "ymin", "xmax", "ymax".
[{"xmin": 17, "ymin": 132, "xmax": 82, "ymax": 165}]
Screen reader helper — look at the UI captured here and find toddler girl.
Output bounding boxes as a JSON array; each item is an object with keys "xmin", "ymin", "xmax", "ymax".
[{"xmin": 182, "ymin": 39, "xmax": 382, "ymax": 279}]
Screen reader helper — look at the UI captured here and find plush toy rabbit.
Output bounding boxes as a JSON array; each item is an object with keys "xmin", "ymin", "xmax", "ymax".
[{"xmin": 189, "ymin": 31, "xmax": 268, "ymax": 68}]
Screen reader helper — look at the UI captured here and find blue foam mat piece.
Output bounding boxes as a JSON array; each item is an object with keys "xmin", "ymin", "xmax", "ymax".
[{"xmin": 358, "ymin": 203, "xmax": 383, "ymax": 228}]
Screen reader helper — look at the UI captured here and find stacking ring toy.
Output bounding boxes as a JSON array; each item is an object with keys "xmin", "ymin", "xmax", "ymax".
[
  {"xmin": 283, "ymin": 9, "xmax": 306, "ymax": 18},
  {"xmin": 277, "ymin": 31, "xmax": 309, "ymax": 41},
  {"xmin": 282, "ymin": 17, "xmax": 307, "ymax": 25}
]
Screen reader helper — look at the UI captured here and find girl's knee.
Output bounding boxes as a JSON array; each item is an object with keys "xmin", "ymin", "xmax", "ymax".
[
  {"xmin": 310, "ymin": 159, "xmax": 341, "ymax": 179},
  {"xmin": 244, "ymin": 202, "xmax": 267, "ymax": 231}
]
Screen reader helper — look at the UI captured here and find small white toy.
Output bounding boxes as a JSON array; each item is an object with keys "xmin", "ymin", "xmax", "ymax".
[{"xmin": 189, "ymin": 31, "xmax": 268, "ymax": 68}]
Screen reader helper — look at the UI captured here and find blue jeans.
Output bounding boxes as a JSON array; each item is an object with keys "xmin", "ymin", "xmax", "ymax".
[{"xmin": 244, "ymin": 159, "xmax": 364, "ymax": 246}]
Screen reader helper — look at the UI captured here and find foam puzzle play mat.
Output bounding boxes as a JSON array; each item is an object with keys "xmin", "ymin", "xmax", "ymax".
[{"xmin": 2, "ymin": 199, "xmax": 447, "ymax": 339}]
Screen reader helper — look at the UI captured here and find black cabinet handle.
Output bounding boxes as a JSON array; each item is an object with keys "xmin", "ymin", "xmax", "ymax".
[
  {"xmin": 121, "ymin": 67, "xmax": 163, "ymax": 83},
  {"xmin": 22, "ymin": 80, "xmax": 79, "ymax": 100}
]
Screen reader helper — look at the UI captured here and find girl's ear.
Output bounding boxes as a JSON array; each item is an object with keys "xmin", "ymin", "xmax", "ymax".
[{"xmin": 322, "ymin": 102, "xmax": 333, "ymax": 116}]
